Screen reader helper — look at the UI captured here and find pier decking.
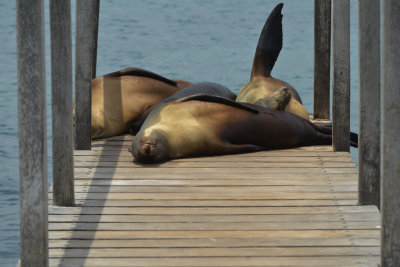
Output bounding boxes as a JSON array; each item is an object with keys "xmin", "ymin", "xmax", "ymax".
[{"xmin": 48, "ymin": 135, "xmax": 380, "ymax": 266}]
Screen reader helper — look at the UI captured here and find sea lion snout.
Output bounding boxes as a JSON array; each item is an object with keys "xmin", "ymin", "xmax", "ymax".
[
  {"xmin": 140, "ymin": 136, "xmax": 158, "ymax": 155},
  {"xmin": 131, "ymin": 130, "xmax": 171, "ymax": 163}
]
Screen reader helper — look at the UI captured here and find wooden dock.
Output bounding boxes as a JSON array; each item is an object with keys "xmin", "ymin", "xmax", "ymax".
[{"xmin": 48, "ymin": 135, "xmax": 381, "ymax": 266}]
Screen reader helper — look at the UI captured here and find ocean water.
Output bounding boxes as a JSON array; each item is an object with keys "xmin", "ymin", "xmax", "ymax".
[{"xmin": 0, "ymin": 1, "xmax": 360, "ymax": 266}]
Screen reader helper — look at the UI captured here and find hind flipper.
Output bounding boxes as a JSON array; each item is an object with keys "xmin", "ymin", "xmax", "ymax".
[{"xmin": 251, "ymin": 3, "xmax": 284, "ymax": 79}]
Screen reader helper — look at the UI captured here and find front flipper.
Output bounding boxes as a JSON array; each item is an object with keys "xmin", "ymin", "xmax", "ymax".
[{"xmin": 175, "ymin": 94, "xmax": 260, "ymax": 114}]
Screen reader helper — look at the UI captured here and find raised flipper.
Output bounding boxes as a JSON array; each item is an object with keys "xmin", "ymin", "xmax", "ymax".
[
  {"xmin": 175, "ymin": 94, "xmax": 260, "ymax": 114},
  {"xmin": 250, "ymin": 3, "xmax": 283, "ymax": 80},
  {"xmin": 103, "ymin": 67, "xmax": 178, "ymax": 86}
]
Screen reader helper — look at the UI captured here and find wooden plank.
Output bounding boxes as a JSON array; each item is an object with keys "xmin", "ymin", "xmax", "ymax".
[
  {"xmin": 49, "ymin": 221, "xmax": 380, "ymax": 231},
  {"xmin": 73, "ymin": 160, "xmax": 356, "ymax": 168},
  {"xmin": 55, "ymin": 199, "xmax": 359, "ymax": 207},
  {"xmin": 49, "ymin": 246, "xmax": 380, "ymax": 258},
  {"xmin": 382, "ymin": 0, "xmax": 400, "ymax": 265},
  {"xmin": 71, "ymin": 178, "xmax": 358, "ymax": 186},
  {"xmin": 48, "ymin": 185, "xmax": 358, "ymax": 194},
  {"xmin": 48, "ymin": 229, "xmax": 380, "ymax": 240},
  {"xmin": 332, "ymin": 0, "xmax": 350, "ymax": 151},
  {"xmin": 50, "ymin": 192, "xmax": 359, "ymax": 200},
  {"xmin": 73, "ymin": 167, "xmax": 358, "ymax": 174},
  {"xmin": 50, "ymin": 0, "xmax": 74, "ymax": 207},
  {"xmin": 74, "ymin": 155, "xmax": 354, "ymax": 163},
  {"xmin": 16, "ymin": 0, "xmax": 48, "ymax": 266},
  {"xmin": 314, "ymin": 0, "xmax": 331, "ymax": 119},
  {"xmin": 73, "ymin": 171, "xmax": 358, "ymax": 180},
  {"xmin": 74, "ymin": 148, "xmax": 350, "ymax": 157},
  {"xmin": 49, "ymin": 238, "xmax": 380, "ymax": 249},
  {"xmin": 358, "ymin": 0, "xmax": 381, "ymax": 207},
  {"xmin": 48, "ymin": 213, "xmax": 380, "ymax": 223},
  {"xmin": 48, "ymin": 206, "xmax": 379, "ymax": 215},
  {"xmin": 49, "ymin": 256, "xmax": 380, "ymax": 267}
]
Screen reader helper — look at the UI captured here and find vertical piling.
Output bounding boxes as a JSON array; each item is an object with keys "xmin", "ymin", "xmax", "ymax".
[
  {"xmin": 358, "ymin": 0, "xmax": 380, "ymax": 207},
  {"xmin": 381, "ymin": 0, "xmax": 400, "ymax": 265},
  {"xmin": 16, "ymin": 0, "xmax": 48, "ymax": 265},
  {"xmin": 75, "ymin": 0, "xmax": 100, "ymax": 149},
  {"xmin": 313, "ymin": 0, "xmax": 331, "ymax": 120},
  {"xmin": 50, "ymin": 0, "xmax": 74, "ymax": 206},
  {"xmin": 332, "ymin": 0, "xmax": 350, "ymax": 152}
]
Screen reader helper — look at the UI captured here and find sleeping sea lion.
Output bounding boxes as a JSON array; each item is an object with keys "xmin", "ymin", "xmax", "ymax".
[
  {"xmin": 235, "ymin": 3, "xmax": 310, "ymax": 120},
  {"xmin": 91, "ymin": 67, "xmax": 192, "ymax": 139},
  {"xmin": 129, "ymin": 82, "xmax": 236, "ymax": 134},
  {"xmin": 130, "ymin": 94, "xmax": 356, "ymax": 163}
]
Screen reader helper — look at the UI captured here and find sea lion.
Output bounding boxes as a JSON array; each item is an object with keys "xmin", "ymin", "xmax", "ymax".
[
  {"xmin": 236, "ymin": 3, "xmax": 310, "ymax": 120},
  {"xmin": 91, "ymin": 67, "xmax": 192, "ymax": 139},
  {"xmin": 129, "ymin": 82, "xmax": 236, "ymax": 134},
  {"xmin": 130, "ymin": 94, "xmax": 356, "ymax": 163}
]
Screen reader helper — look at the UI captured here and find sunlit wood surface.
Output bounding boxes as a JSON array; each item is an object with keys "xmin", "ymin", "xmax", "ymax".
[{"xmin": 48, "ymin": 134, "xmax": 380, "ymax": 266}]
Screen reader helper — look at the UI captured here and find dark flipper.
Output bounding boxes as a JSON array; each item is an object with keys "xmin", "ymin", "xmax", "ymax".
[
  {"xmin": 251, "ymin": 3, "xmax": 284, "ymax": 79},
  {"xmin": 314, "ymin": 125, "xmax": 359, "ymax": 148},
  {"xmin": 103, "ymin": 67, "xmax": 178, "ymax": 86},
  {"xmin": 175, "ymin": 94, "xmax": 260, "ymax": 114}
]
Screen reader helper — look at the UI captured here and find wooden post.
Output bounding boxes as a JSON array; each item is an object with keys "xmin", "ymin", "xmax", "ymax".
[
  {"xmin": 358, "ymin": 0, "xmax": 380, "ymax": 207},
  {"xmin": 381, "ymin": 0, "xmax": 400, "ymax": 265},
  {"xmin": 50, "ymin": 0, "xmax": 74, "ymax": 206},
  {"xmin": 332, "ymin": 0, "xmax": 350, "ymax": 152},
  {"xmin": 75, "ymin": 0, "xmax": 100, "ymax": 149},
  {"xmin": 16, "ymin": 0, "xmax": 48, "ymax": 266},
  {"xmin": 313, "ymin": 0, "xmax": 331, "ymax": 120}
]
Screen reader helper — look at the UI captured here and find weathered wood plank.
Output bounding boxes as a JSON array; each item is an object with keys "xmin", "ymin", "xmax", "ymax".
[
  {"xmin": 49, "ymin": 246, "xmax": 379, "ymax": 258},
  {"xmin": 48, "ymin": 213, "xmax": 380, "ymax": 223},
  {"xmin": 70, "ymin": 178, "xmax": 357, "ymax": 186},
  {"xmin": 49, "ymin": 256, "xmax": 380, "ymax": 267},
  {"xmin": 49, "ymin": 183, "xmax": 357, "ymax": 192},
  {"xmin": 48, "ymin": 229, "xmax": 380, "ymax": 240},
  {"xmin": 53, "ymin": 199, "xmax": 359, "ymax": 207},
  {"xmin": 49, "ymin": 238, "xmax": 380, "ymax": 249},
  {"xmin": 73, "ymin": 167, "xmax": 358, "ymax": 174},
  {"xmin": 49, "ymin": 192, "xmax": 359, "ymax": 200},
  {"xmin": 49, "ymin": 221, "xmax": 380, "ymax": 231},
  {"xmin": 73, "ymin": 171, "xmax": 358, "ymax": 180},
  {"xmin": 73, "ymin": 161, "xmax": 356, "ymax": 168},
  {"xmin": 48, "ymin": 206, "xmax": 379, "ymax": 215},
  {"xmin": 74, "ymin": 155, "xmax": 354, "ymax": 163}
]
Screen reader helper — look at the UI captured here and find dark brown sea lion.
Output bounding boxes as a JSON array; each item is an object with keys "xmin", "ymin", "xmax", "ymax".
[
  {"xmin": 129, "ymin": 82, "xmax": 236, "ymax": 135},
  {"xmin": 236, "ymin": 3, "xmax": 309, "ymax": 120},
  {"xmin": 130, "ymin": 94, "xmax": 356, "ymax": 163},
  {"xmin": 91, "ymin": 67, "xmax": 192, "ymax": 139}
]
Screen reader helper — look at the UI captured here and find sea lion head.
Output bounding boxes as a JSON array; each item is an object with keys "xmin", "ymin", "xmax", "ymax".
[
  {"xmin": 130, "ymin": 129, "xmax": 171, "ymax": 163},
  {"xmin": 254, "ymin": 87, "xmax": 291, "ymax": 110}
]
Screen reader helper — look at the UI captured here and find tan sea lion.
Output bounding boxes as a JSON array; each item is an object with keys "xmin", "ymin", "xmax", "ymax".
[
  {"xmin": 91, "ymin": 67, "xmax": 192, "ymax": 139},
  {"xmin": 236, "ymin": 3, "xmax": 310, "ymax": 120},
  {"xmin": 130, "ymin": 94, "xmax": 356, "ymax": 163},
  {"xmin": 129, "ymin": 82, "xmax": 237, "ymax": 135}
]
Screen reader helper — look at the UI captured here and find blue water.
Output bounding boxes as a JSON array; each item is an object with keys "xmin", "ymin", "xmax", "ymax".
[{"xmin": 0, "ymin": 1, "xmax": 360, "ymax": 265}]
